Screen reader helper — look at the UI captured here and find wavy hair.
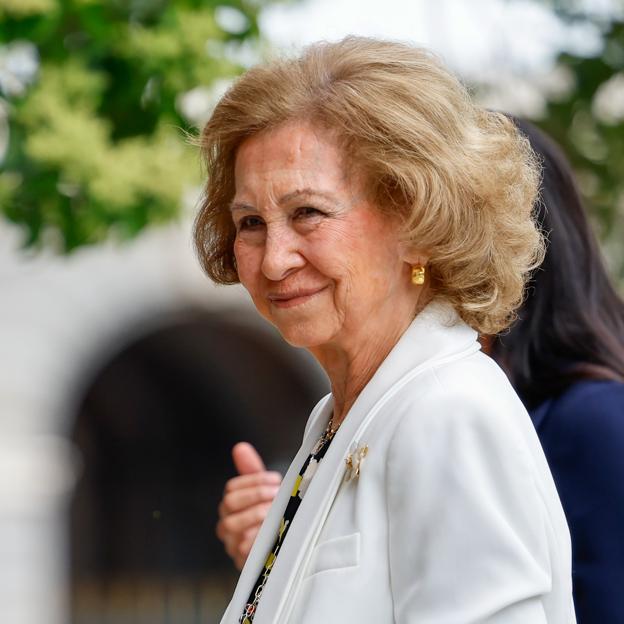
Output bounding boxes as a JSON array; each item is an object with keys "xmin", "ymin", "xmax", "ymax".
[{"xmin": 194, "ymin": 36, "xmax": 543, "ymax": 334}]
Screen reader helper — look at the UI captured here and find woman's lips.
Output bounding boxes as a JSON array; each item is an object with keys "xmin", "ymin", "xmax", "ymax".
[{"xmin": 268, "ymin": 286, "xmax": 328, "ymax": 308}]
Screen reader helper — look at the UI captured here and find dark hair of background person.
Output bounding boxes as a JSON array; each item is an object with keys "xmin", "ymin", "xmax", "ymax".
[{"xmin": 491, "ymin": 118, "xmax": 624, "ymax": 410}]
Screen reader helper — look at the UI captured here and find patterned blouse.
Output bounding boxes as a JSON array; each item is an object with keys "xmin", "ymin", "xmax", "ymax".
[{"xmin": 239, "ymin": 423, "xmax": 336, "ymax": 623}]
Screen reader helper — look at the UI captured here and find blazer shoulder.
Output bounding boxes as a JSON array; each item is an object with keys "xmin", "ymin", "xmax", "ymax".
[
  {"xmin": 383, "ymin": 352, "xmax": 552, "ymax": 531},
  {"xmin": 431, "ymin": 349, "xmax": 517, "ymax": 393},
  {"xmin": 386, "ymin": 351, "xmax": 531, "ymax": 458},
  {"xmin": 396, "ymin": 350, "xmax": 524, "ymax": 424}
]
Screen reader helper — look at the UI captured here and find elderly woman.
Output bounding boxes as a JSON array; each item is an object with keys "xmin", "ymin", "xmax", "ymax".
[{"xmin": 196, "ymin": 37, "xmax": 574, "ymax": 623}]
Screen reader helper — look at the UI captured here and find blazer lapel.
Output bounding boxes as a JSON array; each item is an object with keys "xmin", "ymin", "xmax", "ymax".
[{"xmin": 221, "ymin": 394, "xmax": 333, "ymax": 624}]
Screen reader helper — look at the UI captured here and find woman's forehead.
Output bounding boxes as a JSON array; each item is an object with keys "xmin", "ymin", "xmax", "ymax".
[
  {"xmin": 236, "ymin": 121, "xmax": 345, "ymax": 171},
  {"xmin": 233, "ymin": 121, "xmax": 356, "ymax": 201}
]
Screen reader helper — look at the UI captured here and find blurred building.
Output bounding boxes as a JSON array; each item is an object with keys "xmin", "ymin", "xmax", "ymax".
[{"xmin": 0, "ymin": 220, "xmax": 327, "ymax": 624}]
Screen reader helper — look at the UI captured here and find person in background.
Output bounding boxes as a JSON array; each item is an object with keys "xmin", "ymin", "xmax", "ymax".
[
  {"xmin": 490, "ymin": 118, "xmax": 624, "ymax": 624},
  {"xmin": 199, "ymin": 36, "xmax": 574, "ymax": 624}
]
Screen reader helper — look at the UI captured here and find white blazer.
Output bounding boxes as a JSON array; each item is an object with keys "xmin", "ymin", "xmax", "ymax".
[{"xmin": 221, "ymin": 302, "xmax": 576, "ymax": 624}]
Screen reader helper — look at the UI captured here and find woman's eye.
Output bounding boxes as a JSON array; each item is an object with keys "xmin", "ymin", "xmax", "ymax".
[
  {"xmin": 294, "ymin": 206, "xmax": 323, "ymax": 220},
  {"xmin": 238, "ymin": 216, "xmax": 264, "ymax": 230}
]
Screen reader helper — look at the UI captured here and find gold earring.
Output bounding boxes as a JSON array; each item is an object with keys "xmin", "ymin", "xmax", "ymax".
[{"xmin": 411, "ymin": 265, "xmax": 425, "ymax": 285}]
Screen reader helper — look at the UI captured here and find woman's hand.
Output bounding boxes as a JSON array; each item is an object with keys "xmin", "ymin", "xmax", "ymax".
[{"xmin": 217, "ymin": 442, "xmax": 281, "ymax": 570}]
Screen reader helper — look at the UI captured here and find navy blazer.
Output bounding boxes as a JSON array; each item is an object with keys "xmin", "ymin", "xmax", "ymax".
[{"xmin": 531, "ymin": 380, "xmax": 624, "ymax": 624}]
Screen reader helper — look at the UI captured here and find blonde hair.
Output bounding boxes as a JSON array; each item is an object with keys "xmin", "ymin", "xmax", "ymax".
[{"xmin": 194, "ymin": 36, "xmax": 543, "ymax": 334}]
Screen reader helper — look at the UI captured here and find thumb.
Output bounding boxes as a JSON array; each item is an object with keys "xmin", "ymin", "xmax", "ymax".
[{"xmin": 232, "ymin": 442, "xmax": 266, "ymax": 475}]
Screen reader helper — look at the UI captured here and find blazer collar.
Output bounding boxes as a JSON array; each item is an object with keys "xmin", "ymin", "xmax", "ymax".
[{"xmin": 222, "ymin": 300, "xmax": 480, "ymax": 623}]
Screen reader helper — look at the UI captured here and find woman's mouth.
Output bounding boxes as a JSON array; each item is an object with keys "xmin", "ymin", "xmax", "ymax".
[{"xmin": 268, "ymin": 286, "xmax": 328, "ymax": 309}]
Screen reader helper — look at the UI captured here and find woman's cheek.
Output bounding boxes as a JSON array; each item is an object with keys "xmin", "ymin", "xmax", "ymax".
[{"xmin": 234, "ymin": 243, "xmax": 257, "ymax": 290}]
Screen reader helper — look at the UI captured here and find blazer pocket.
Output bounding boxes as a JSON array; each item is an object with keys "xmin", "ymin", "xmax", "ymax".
[{"xmin": 306, "ymin": 532, "xmax": 360, "ymax": 577}]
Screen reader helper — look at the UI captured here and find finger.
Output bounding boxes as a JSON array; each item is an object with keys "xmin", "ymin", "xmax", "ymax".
[
  {"xmin": 219, "ymin": 530, "xmax": 261, "ymax": 566},
  {"xmin": 238, "ymin": 531, "xmax": 259, "ymax": 558},
  {"xmin": 224, "ymin": 471, "xmax": 282, "ymax": 494},
  {"xmin": 218, "ymin": 522, "xmax": 252, "ymax": 552},
  {"xmin": 219, "ymin": 484, "xmax": 280, "ymax": 517},
  {"xmin": 216, "ymin": 502, "xmax": 272, "ymax": 542},
  {"xmin": 232, "ymin": 442, "xmax": 266, "ymax": 475},
  {"xmin": 232, "ymin": 537, "xmax": 257, "ymax": 570},
  {"xmin": 224, "ymin": 527, "xmax": 259, "ymax": 562},
  {"xmin": 227, "ymin": 528, "xmax": 260, "ymax": 570},
  {"xmin": 242, "ymin": 526, "xmax": 260, "ymax": 543},
  {"xmin": 221, "ymin": 532, "xmax": 242, "ymax": 559},
  {"xmin": 219, "ymin": 524, "xmax": 262, "ymax": 570},
  {"xmin": 233, "ymin": 553, "xmax": 247, "ymax": 571}
]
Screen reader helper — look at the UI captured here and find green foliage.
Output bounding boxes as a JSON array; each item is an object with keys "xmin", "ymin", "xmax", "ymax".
[
  {"xmin": 532, "ymin": 13, "xmax": 624, "ymax": 279},
  {"xmin": 2, "ymin": 0, "xmax": 622, "ymax": 269},
  {"xmin": 0, "ymin": 0, "xmax": 272, "ymax": 251}
]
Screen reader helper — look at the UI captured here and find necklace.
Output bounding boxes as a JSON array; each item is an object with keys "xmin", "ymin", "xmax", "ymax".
[
  {"xmin": 321, "ymin": 415, "xmax": 342, "ymax": 442},
  {"xmin": 325, "ymin": 416, "xmax": 340, "ymax": 440},
  {"xmin": 312, "ymin": 416, "xmax": 340, "ymax": 454}
]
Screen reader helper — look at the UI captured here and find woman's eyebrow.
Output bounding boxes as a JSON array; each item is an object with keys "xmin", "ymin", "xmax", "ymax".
[
  {"xmin": 279, "ymin": 188, "xmax": 341, "ymax": 206},
  {"xmin": 229, "ymin": 189, "xmax": 343, "ymax": 212},
  {"xmin": 229, "ymin": 201, "xmax": 254, "ymax": 213}
]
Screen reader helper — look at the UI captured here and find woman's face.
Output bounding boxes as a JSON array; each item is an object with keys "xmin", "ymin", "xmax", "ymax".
[{"xmin": 232, "ymin": 120, "xmax": 422, "ymax": 350}]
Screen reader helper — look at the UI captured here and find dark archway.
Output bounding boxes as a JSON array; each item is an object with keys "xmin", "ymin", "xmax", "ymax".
[{"xmin": 69, "ymin": 308, "xmax": 327, "ymax": 623}]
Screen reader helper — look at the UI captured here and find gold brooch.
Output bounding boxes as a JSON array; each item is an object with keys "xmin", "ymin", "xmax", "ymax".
[{"xmin": 345, "ymin": 443, "xmax": 369, "ymax": 482}]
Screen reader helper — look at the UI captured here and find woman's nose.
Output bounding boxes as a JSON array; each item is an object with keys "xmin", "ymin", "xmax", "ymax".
[{"xmin": 261, "ymin": 227, "xmax": 305, "ymax": 281}]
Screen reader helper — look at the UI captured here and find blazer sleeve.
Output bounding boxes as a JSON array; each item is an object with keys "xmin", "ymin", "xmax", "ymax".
[{"xmin": 385, "ymin": 390, "xmax": 553, "ymax": 623}]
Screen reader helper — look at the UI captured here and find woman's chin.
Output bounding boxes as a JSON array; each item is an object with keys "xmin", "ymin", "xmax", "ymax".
[{"xmin": 273, "ymin": 319, "xmax": 336, "ymax": 350}]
